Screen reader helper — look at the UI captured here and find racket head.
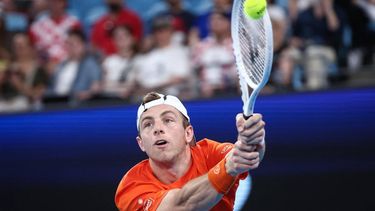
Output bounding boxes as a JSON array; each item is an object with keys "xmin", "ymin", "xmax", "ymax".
[{"xmin": 231, "ymin": 0, "xmax": 273, "ymax": 116}]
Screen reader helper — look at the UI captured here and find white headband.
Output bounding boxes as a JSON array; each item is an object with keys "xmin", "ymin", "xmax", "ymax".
[{"xmin": 136, "ymin": 94, "xmax": 190, "ymax": 130}]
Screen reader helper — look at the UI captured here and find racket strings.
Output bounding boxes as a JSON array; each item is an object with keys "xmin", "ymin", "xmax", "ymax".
[
  {"xmin": 238, "ymin": 11, "xmax": 267, "ymax": 86},
  {"xmin": 239, "ymin": 35, "xmax": 265, "ymax": 84},
  {"xmin": 231, "ymin": 0, "xmax": 274, "ymax": 116},
  {"xmin": 242, "ymin": 35, "xmax": 265, "ymax": 79}
]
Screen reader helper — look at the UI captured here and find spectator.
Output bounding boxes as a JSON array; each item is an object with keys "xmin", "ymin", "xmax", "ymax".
[
  {"xmin": 0, "ymin": 50, "xmax": 29, "ymax": 113},
  {"xmin": 135, "ymin": 16, "xmax": 193, "ymax": 100},
  {"xmin": 0, "ymin": 32, "xmax": 10, "ymax": 95},
  {"xmin": 28, "ymin": 0, "xmax": 49, "ymax": 22},
  {"xmin": 156, "ymin": 0, "xmax": 196, "ymax": 45},
  {"xmin": 268, "ymin": 4, "xmax": 299, "ymax": 92},
  {"xmin": 90, "ymin": 0, "xmax": 143, "ymax": 56},
  {"xmin": 0, "ymin": 14, "xmax": 9, "ymax": 84},
  {"xmin": 1, "ymin": 0, "xmax": 29, "ymax": 50},
  {"xmin": 9, "ymin": 33, "xmax": 49, "ymax": 109},
  {"xmin": 192, "ymin": 10, "xmax": 237, "ymax": 97},
  {"xmin": 0, "ymin": 7, "xmax": 31, "ymax": 112},
  {"xmin": 48, "ymin": 29, "xmax": 102, "ymax": 106},
  {"xmin": 0, "ymin": 78, "xmax": 29, "ymax": 112},
  {"xmin": 288, "ymin": 0, "xmax": 317, "ymax": 21},
  {"xmin": 29, "ymin": 0, "xmax": 81, "ymax": 71},
  {"xmin": 102, "ymin": 24, "xmax": 138, "ymax": 99},
  {"xmin": 290, "ymin": 0, "xmax": 340, "ymax": 90},
  {"xmin": 194, "ymin": 0, "xmax": 233, "ymax": 39},
  {"xmin": 339, "ymin": 0, "xmax": 375, "ymax": 71}
]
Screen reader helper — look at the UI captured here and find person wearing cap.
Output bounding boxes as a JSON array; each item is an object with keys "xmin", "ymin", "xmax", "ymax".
[
  {"xmin": 115, "ymin": 92, "xmax": 266, "ymax": 210},
  {"xmin": 135, "ymin": 16, "xmax": 194, "ymax": 99}
]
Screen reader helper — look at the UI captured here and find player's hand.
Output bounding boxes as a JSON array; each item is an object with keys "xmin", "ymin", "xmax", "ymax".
[
  {"xmin": 225, "ymin": 113, "xmax": 266, "ymax": 176},
  {"xmin": 225, "ymin": 140, "xmax": 261, "ymax": 176},
  {"xmin": 236, "ymin": 113, "xmax": 265, "ymax": 146}
]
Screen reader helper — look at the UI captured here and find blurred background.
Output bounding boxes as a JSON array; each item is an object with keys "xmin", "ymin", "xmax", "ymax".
[{"xmin": 0, "ymin": 0, "xmax": 374, "ymax": 210}]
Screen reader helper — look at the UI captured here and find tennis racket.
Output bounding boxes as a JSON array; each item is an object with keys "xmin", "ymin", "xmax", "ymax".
[{"xmin": 231, "ymin": 0, "xmax": 273, "ymax": 118}]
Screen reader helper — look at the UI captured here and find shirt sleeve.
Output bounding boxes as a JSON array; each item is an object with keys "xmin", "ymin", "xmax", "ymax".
[
  {"xmin": 115, "ymin": 178, "xmax": 168, "ymax": 211},
  {"xmin": 203, "ymin": 139, "xmax": 234, "ymax": 168},
  {"xmin": 203, "ymin": 139, "xmax": 248, "ymax": 180}
]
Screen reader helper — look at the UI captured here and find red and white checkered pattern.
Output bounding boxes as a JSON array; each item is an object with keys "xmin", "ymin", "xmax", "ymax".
[{"xmin": 30, "ymin": 15, "xmax": 81, "ymax": 63}]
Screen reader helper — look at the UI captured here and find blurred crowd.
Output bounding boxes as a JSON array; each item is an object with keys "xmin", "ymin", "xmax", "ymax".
[{"xmin": 0, "ymin": 0, "xmax": 374, "ymax": 113}]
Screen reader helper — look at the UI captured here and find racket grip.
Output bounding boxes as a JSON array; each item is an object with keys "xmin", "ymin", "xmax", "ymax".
[
  {"xmin": 242, "ymin": 113, "xmax": 252, "ymax": 120},
  {"xmin": 241, "ymin": 113, "xmax": 257, "ymax": 152}
]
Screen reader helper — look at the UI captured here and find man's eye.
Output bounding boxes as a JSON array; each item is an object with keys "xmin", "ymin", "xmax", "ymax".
[
  {"xmin": 165, "ymin": 118, "xmax": 174, "ymax": 123},
  {"xmin": 143, "ymin": 122, "xmax": 152, "ymax": 128}
]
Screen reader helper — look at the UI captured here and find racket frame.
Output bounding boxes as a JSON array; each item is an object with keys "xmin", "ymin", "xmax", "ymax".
[{"xmin": 231, "ymin": 0, "xmax": 274, "ymax": 117}]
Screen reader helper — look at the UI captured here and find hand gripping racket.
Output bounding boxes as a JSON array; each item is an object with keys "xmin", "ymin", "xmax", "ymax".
[{"xmin": 231, "ymin": 0, "xmax": 273, "ymax": 118}]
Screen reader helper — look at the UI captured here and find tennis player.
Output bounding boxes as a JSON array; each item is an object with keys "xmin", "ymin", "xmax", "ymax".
[{"xmin": 115, "ymin": 92, "xmax": 266, "ymax": 210}]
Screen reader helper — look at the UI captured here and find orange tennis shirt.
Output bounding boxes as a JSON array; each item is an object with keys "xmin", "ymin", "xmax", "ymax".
[{"xmin": 115, "ymin": 138, "xmax": 248, "ymax": 211}]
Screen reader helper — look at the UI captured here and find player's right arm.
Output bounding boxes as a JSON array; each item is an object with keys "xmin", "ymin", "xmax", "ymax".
[
  {"xmin": 157, "ymin": 141, "xmax": 260, "ymax": 211},
  {"xmin": 157, "ymin": 174, "xmax": 223, "ymax": 211}
]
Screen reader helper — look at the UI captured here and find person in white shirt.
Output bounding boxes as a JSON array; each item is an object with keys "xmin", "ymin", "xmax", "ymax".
[
  {"xmin": 192, "ymin": 10, "xmax": 238, "ymax": 97},
  {"xmin": 102, "ymin": 24, "xmax": 138, "ymax": 99},
  {"xmin": 136, "ymin": 16, "xmax": 194, "ymax": 100},
  {"xmin": 49, "ymin": 29, "xmax": 102, "ymax": 105}
]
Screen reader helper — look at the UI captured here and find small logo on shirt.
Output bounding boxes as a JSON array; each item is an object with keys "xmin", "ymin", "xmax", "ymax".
[
  {"xmin": 143, "ymin": 198, "xmax": 154, "ymax": 211},
  {"xmin": 213, "ymin": 164, "xmax": 220, "ymax": 174},
  {"xmin": 221, "ymin": 144, "xmax": 233, "ymax": 154}
]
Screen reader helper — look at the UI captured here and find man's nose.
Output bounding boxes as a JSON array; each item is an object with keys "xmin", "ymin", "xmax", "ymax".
[
  {"xmin": 153, "ymin": 121, "xmax": 165, "ymax": 135},
  {"xmin": 153, "ymin": 128, "xmax": 165, "ymax": 135}
]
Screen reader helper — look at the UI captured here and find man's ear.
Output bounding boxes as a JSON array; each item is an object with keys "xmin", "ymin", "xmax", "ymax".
[
  {"xmin": 185, "ymin": 125, "xmax": 194, "ymax": 145},
  {"xmin": 136, "ymin": 136, "xmax": 146, "ymax": 152}
]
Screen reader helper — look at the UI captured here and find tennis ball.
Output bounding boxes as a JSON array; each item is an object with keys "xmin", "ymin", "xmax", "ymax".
[{"xmin": 243, "ymin": 0, "xmax": 267, "ymax": 20}]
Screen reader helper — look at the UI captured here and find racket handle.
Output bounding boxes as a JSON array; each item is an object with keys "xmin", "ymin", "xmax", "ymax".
[
  {"xmin": 241, "ymin": 113, "xmax": 257, "ymax": 152},
  {"xmin": 242, "ymin": 113, "xmax": 252, "ymax": 120}
]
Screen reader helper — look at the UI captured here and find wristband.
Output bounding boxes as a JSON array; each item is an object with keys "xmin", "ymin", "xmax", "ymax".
[{"xmin": 208, "ymin": 158, "xmax": 237, "ymax": 194}]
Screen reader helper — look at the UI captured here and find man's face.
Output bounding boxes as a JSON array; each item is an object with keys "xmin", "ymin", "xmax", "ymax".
[
  {"xmin": 210, "ymin": 13, "xmax": 230, "ymax": 36},
  {"xmin": 137, "ymin": 104, "xmax": 193, "ymax": 164},
  {"xmin": 153, "ymin": 27, "xmax": 173, "ymax": 48},
  {"xmin": 113, "ymin": 26, "xmax": 134, "ymax": 51},
  {"xmin": 66, "ymin": 34, "xmax": 85, "ymax": 59},
  {"xmin": 13, "ymin": 34, "xmax": 31, "ymax": 57},
  {"xmin": 48, "ymin": 0, "xmax": 66, "ymax": 13}
]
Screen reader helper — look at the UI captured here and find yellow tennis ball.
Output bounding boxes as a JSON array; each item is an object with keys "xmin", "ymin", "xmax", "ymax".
[{"xmin": 243, "ymin": 0, "xmax": 267, "ymax": 20}]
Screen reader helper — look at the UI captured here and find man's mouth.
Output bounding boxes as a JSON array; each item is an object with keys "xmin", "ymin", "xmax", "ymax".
[{"xmin": 154, "ymin": 140, "xmax": 168, "ymax": 146}]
